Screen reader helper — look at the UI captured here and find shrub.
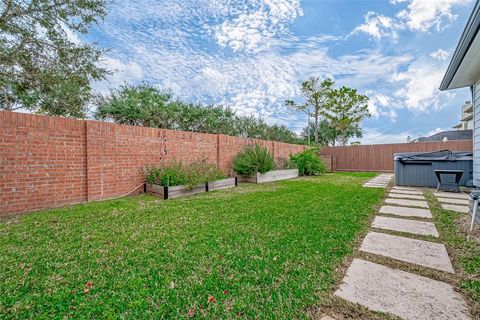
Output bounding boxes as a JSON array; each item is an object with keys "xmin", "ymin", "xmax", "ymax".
[
  {"xmin": 289, "ymin": 148, "xmax": 326, "ymax": 176},
  {"xmin": 275, "ymin": 157, "xmax": 291, "ymax": 170},
  {"xmin": 233, "ymin": 144, "xmax": 275, "ymax": 175},
  {"xmin": 145, "ymin": 160, "xmax": 187, "ymax": 187},
  {"xmin": 145, "ymin": 159, "xmax": 225, "ymax": 189},
  {"xmin": 184, "ymin": 159, "xmax": 225, "ymax": 189}
]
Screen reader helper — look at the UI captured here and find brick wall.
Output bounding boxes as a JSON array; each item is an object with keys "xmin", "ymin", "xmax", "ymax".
[{"xmin": 0, "ymin": 111, "xmax": 305, "ymax": 215}]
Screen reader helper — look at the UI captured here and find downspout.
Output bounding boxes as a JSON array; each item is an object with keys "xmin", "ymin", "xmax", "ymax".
[{"xmin": 470, "ymin": 84, "xmax": 478, "ymax": 234}]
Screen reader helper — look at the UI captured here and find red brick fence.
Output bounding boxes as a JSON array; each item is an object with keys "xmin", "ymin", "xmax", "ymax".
[{"xmin": 0, "ymin": 111, "xmax": 304, "ymax": 215}]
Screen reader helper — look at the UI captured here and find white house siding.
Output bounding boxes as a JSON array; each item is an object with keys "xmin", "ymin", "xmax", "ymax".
[{"xmin": 474, "ymin": 80, "xmax": 480, "ymax": 186}]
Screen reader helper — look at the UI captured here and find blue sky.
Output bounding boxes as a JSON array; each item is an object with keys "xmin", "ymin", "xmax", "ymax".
[{"xmin": 87, "ymin": 0, "xmax": 475, "ymax": 144}]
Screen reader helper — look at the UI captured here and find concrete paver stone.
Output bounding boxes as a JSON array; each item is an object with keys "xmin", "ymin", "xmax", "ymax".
[
  {"xmin": 360, "ymin": 232, "xmax": 454, "ymax": 273},
  {"xmin": 379, "ymin": 205, "xmax": 432, "ymax": 218},
  {"xmin": 372, "ymin": 216, "xmax": 439, "ymax": 237},
  {"xmin": 335, "ymin": 259, "xmax": 469, "ymax": 320}
]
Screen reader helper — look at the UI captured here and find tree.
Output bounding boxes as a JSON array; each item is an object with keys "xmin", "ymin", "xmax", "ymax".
[
  {"xmin": 95, "ymin": 83, "xmax": 304, "ymax": 144},
  {"xmin": 265, "ymin": 124, "xmax": 303, "ymax": 144},
  {"xmin": 175, "ymin": 102, "xmax": 237, "ymax": 134},
  {"xmin": 95, "ymin": 83, "xmax": 178, "ymax": 127},
  {"xmin": 301, "ymin": 119, "xmax": 339, "ymax": 146},
  {"xmin": 285, "ymin": 77, "xmax": 334, "ymax": 144},
  {"xmin": 0, "ymin": 0, "xmax": 108, "ymax": 117},
  {"xmin": 323, "ymin": 86, "xmax": 369, "ymax": 146}
]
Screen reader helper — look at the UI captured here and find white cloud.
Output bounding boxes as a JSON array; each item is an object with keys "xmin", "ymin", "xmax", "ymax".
[
  {"xmin": 397, "ymin": 0, "xmax": 470, "ymax": 32},
  {"xmin": 360, "ymin": 126, "xmax": 449, "ymax": 144},
  {"xmin": 430, "ymin": 49, "xmax": 449, "ymax": 61},
  {"xmin": 353, "ymin": 12, "xmax": 400, "ymax": 39},
  {"xmin": 361, "ymin": 127, "xmax": 413, "ymax": 144},
  {"xmin": 91, "ymin": 0, "xmax": 463, "ymax": 136},
  {"xmin": 392, "ymin": 61, "xmax": 450, "ymax": 110},
  {"xmin": 366, "ymin": 92, "xmax": 396, "ymax": 120},
  {"xmin": 210, "ymin": 0, "xmax": 303, "ymax": 52},
  {"xmin": 94, "ymin": 57, "xmax": 144, "ymax": 93},
  {"xmin": 354, "ymin": 0, "xmax": 471, "ymax": 39},
  {"xmin": 97, "ymin": 0, "xmax": 414, "ymax": 122}
]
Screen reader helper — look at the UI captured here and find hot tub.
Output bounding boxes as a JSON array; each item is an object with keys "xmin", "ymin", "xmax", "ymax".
[{"xmin": 394, "ymin": 150, "xmax": 473, "ymax": 187}]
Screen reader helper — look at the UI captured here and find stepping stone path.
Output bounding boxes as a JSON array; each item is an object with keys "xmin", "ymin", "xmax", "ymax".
[
  {"xmin": 334, "ymin": 185, "xmax": 470, "ymax": 319},
  {"xmin": 390, "ymin": 189, "xmax": 423, "ymax": 195},
  {"xmin": 363, "ymin": 173, "xmax": 394, "ymax": 188},
  {"xmin": 385, "ymin": 198, "xmax": 429, "ymax": 208},
  {"xmin": 335, "ymin": 259, "xmax": 469, "ymax": 320},
  {"xmin": 372, "ymin": 216, "xmax": 439, "ymax": 237},
  {"xmin": 388, "ymin": 192, "xmax": 425, "ymax": 200},
  {"xmin": 360, "ymin": 232, "xmax": 454, "ymax": 273},
  {"xmin": 434, "ymin": 192, "xmax": 469, "ymax": 200},
  {"xmin": 380, "ymin": 205, "xmax": 432, "ymax": 218},
  {"xmin": 394, "ymin": 186, "xmax": 422, "ymax": 191},
  {"xmin": 437, "ymin": 197, "xmax": 469, "ymax": 205},
  {"xmin": 441, "ymin": 204, "xmax": 470, "ymax": 213},
  {"xmin": 434, "ymin": 192, "xmax": 470, "ymax": 214}
]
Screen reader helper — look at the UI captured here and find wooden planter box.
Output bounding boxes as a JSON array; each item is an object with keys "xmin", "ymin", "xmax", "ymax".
[
  {"xmin": 238, "ymin": 169, "xmax": 299, "ymax": 184},
  {"xmin": 146, "ymin": 178, "xmax": 237, "ymax": 199},
  {"xmin": 146, "ymin": 183, "xmax": 206, "ymax": 200},
  {"xmin": 207, "ymin": 177, "xmax": 237, "ymax": 191}
]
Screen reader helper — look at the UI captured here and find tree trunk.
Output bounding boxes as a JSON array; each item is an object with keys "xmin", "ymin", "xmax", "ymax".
[{"xmin": 314, "ymin": 109, "xmax": 319, "ymax": 144}]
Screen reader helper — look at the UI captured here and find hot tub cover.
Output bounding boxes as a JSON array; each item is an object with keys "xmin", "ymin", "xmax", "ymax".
[{"xmin": 394, "ymin": 150, "xmax": 472, "ymax": 163}]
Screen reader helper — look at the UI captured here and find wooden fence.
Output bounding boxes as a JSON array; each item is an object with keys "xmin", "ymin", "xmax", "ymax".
[
  {"xmin": 320, "ymin": 155, "xmax": 335, "ymax": 172},
  {"xmin": 320, "ymin": 140, "xmax": 473, "ymax": 172}
]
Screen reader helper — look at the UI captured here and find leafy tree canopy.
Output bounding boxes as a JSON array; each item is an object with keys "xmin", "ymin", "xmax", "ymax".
[
  {"xmin": 0, "ymin": 0, "xmax": 108, "ymax": 117},
  {"xmin": 302, "ymin": 119, "xmax": 339, "ymax": 147},
  {"xmin": 285, "ymin": 77, "xmax": 334, "ymax": 144},
  {"xmin": 324, "ymin": 86, "xmax": 369, "ymax": 146},
  {"xmin": 288, "ymin": 77, "xmax": 369, "ymax": 146},
  {"xmin": 96, "ymin": 83, "xmax": 304, "ymax": 144}
]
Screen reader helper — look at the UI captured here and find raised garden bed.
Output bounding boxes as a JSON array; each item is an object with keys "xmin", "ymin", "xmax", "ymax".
[
  {"xmin": 146, "ymin": 177, "xmax": 237, "ymax": 199},
  {"xmin": 238, "ymin": 169, "xmax": 299, "ymax": 184},
  {"xmin": 146, "ymin": 183, "xmax": 206, "ymax": 200},
  {"xmin": 207, "ymin": 177, "xmax": 237, "ymax": 191}
]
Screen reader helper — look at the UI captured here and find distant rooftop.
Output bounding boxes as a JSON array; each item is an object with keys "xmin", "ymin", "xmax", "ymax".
[{"xmin": 416, "ymin": 129, "xmax": 472, "ymax": 142}]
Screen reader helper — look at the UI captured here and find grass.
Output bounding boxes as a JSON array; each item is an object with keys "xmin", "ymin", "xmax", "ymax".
[
  {"xmin": 424, "ymin": 191, "xmax": 480, "ymax": 315},
  {"xmin": 0, "ymin": 173, "xmax": 383, "ymax": 319}
]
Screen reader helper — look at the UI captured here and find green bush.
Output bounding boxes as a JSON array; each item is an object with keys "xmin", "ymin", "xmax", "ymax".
[
  {"xmin": 276, "ymin": 157, "xmax": 291, "ymax": 170},
  {"xmin": 145, "ymin": 159, "xmax": 225, "ymax": 189},
  {"xmin": 145, "ymin": 160, "xmax": 187, "ymax": 187},
  {"xmin": 184, "ymin": 159, "xmax": 225, "ymax": 189},
  {"xmin": 289, "ymin": 148, "xmax": 326, "ymax": 176},
  {"xmin": 233, "ymin": 144, "xmax": 275, "ymax": 175}
]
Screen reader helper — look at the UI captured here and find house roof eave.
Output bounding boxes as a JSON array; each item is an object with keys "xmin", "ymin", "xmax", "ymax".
[{"xmin": 440, "ymin": 0, "xmax": 480, "ymax": 91}]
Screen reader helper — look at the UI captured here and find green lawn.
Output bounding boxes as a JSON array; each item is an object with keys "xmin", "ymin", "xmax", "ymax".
[{"xmin": 0, "ymin": 173, "xmax": 383, "ymax": 319}]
